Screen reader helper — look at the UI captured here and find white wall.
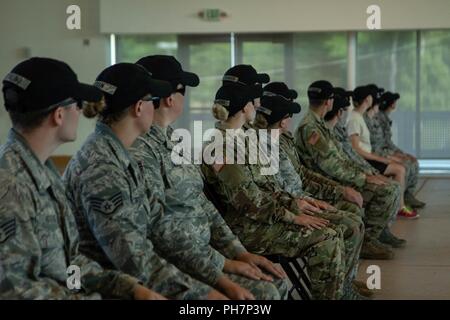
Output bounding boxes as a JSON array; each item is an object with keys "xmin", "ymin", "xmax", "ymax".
[
  {"xmin": 100, "ymin": 0, "xmax": 450, "ymax": 34},
  {"xmin": 0, "ymin": 0, "xmax": 109, "ymax": 155}
]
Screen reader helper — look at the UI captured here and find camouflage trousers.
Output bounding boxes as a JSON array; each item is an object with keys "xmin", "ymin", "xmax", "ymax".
[
  {"xmin": 358, "ymin": 181, "xmax": 401, "ymax": 242},
  {"xmin": 227, "ymin": 273, "xmax": 289, "ymax": 300},
  {"xmin": 404, "ymin": 157, "xmax": 419, "ymax": 194},
  {"xmin": 147, "ymin": 253, "xmax": 212, "ymax": 299},
  {"xmin": 313, "ymin": 208, "xmax": 364, "ymax": 281},
  {"xmin": 226, "ymin": 217, "xmax": 347, "ymax": 300}
]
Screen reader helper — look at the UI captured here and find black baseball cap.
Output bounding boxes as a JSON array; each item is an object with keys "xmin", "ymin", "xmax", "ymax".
[
  {"xmin": 259, "ymin": 94, "xmax": 301, "ymax": 126},
  {"xmin": 307, "ymin": 80, "xmax": 335, "ymax": 100},
  {"xmin": 366, "ymin": 84, "xmax": 384, "ymax": 106},
  {"xmin": 222, "ymin": 65, "xmax": 269, "ymax": 100},
  {"xmin": 222, "ymin": 65, "xmax": 270, "ymax": 86},
  {"xmin": 333, "ymin": 88, "xmax": 352, "ymax": 109},
  {"xmin": 380, "ymin": 91, "xmax": 400, "ymax": 110},
  {"xmin": 94, "ymin": 63, "xmax": 172, "ymax": 113},
  {"xmin": 352, "ymin": 85, "xmax": 376, "ymax": 103},
  {"xmin": 214, "ymin": 84, "xmax": 254, "ymax": 118},
  {"xmin": 324, "ymin": 88, "xmax": 352, "ymax": 121},
  {"xmin": 263, "ymin": 82, "xmax": 298, "ymax": 100},
  {"xmin": 334, "ymin": 87, "xmax": 353, "ymax": 106},
  {"xmin": 136, "ymin": 55, "xmax": 199, "ymax": 88},
  {"xmin": 2, "ymin": 57, "xmax": 102, "ymax": 114}
]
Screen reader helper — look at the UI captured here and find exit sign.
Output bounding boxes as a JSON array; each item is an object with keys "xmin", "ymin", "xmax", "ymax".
[{"xmin": 198, "ymin": 9, "xmax": 228, "ymax": 22}]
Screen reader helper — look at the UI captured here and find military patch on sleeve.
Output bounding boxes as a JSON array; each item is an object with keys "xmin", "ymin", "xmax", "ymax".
[
  {"xmin": 0, "ymin": 217, "xmax": 16, "ymax": 243},
  {"xmin": 89, "ymin": 192, "xmax": 123, "ymax": 216},
  {"xmin": 307, "ymin": 131, "xmax": 320, "ymax": 145}
]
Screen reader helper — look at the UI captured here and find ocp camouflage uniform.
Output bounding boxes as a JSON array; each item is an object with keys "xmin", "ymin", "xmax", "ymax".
[
  {"xmin": 0, "ymin": 129, "xmax": 139, "ymax": 299},
  {"xmin": 375, "ymin": 111, "xmax": 419, "ymax": 194},
  {"xmin": 201, "ymin": 121, "xmax": 348, "ymax": 300},
  {"xmin": 63, "ymin": 122, "xmax": 212, "ymax": 299},
  {"xmin": 295, "ymin": 110, "xmax": 401, "ymax": 243},
  {"xmin": 129, "ymin": 124, "xmax": 288, "ymax": 300},
  {"xmin": 279, "ymin": 130, "xmax": 363, "ymax": 215},
  {"xmin": 272, "ymin": 130, "xmax": 364, "ymax": 281}
]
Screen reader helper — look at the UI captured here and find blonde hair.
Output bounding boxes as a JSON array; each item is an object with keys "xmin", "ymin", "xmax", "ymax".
[
  {"xmin": 82, "ymin": 97, "xmax": 106, "ymax": 118},
  {"xmin": 254, "ymin": 112, "xmax": 269, "ymax": 129},
  {"xmin": 212, "ymin": 103, "xmax": 229, "ymax": 121}
]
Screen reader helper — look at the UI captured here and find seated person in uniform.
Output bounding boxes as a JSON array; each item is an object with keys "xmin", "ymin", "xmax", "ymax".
[
  {"xmin": 202, "ymin": 66, "xmax": 365, "ymax": 300},
  {"xmin": 294, "ymin": 80, "xmax": 401, "ymax": 261},
  {"xmin": 64, "ymin": 63, "xmax": 226, "ymax": 300},
  {"xmin": 0, "ymin": 57, "xmax": 161, "ymax": 300},
  {"xmin": 130, "ymin": 55, "xmax": 288, "ymax": 300},
  {"xmin": 377, "ymin": 91, "xmax": 425, "ymax": 209},
  {"xmin": 324, "ymin": 88, "xmax": 407, "ymax": 248},
  {"xmin": 347, "ymin": 85, "xmax": 418, "ymax": 219},
  {"xmin": 252, "ymin": 82, "xmax": 371, "ymax": 297}
]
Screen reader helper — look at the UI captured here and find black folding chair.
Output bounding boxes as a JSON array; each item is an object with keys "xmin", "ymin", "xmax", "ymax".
[{"xmin": 264, "ymin": 254, "xmax": 312, "ymax": 300}]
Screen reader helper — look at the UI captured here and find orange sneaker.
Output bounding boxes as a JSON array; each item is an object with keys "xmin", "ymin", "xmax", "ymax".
[{"xmin": 398, "ymin": 207, "xmax": 419, "ymax": 219}]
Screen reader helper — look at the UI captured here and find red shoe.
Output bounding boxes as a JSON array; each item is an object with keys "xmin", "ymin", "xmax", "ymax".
[{"xmin": 397, "ymin": 207, "xmax": 420, "ymax": 219}]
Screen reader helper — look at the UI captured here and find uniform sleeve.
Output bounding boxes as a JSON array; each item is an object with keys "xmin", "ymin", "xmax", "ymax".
[
  {"xmin": 0, "ymin": 178, "xmax": 81, "ymax": 299},
  {"xmin": 132, "ymin": 143, "xmax": 229, "ymax": 286},
  {"xmin": 298, "ymin": 166, "xmax": 345, "ymax": 202},
  {"xmin": 296, "ymin": 124, "xmax": 367, "ymax": 188},
  {"xmin": 78, "ymin": 164, "xmax": 152, "ymax": 285},
  {"xmin": 70, "ymin": 253, "xmax": 138, "ymax": 299},
  {"xmin": 207, "ymin": 202, "xmax": 247, "ymax": 260},
  {"xmin": 152, "ymin": 215, "xmax": 227, "ymax": 286},
  {"xmin": 276, "ymin": 151, "xmax": 307, "ymax": 198},
  {"xmin": 212, "ymin": 163, "xmax": 299, "ymax": 225}
]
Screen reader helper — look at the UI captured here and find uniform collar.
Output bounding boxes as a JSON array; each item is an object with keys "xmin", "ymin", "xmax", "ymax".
[
  {"xmin": 6, "ymin": 128, "xmax": 52, "ymax": 192},
  {"xmin": 146, "ymin": 124, "xmax": 176, "ymax": 149},
  {"xmin": 95, "ymin": 122, "xmax": 132, "ymax": 169}
]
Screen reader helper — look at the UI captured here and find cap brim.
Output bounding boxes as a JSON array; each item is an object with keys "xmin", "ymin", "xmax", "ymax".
[
  {"xmin": 180, "ymin": 71, "xmax": 200, "ymax": 87},
  {"xmin": 256, "ymin": 73, "xmax": 270, "ymax": 84},
  {"xmin": 288, "ymin": 89, "xmax": 298, "ymax": 100},
  {"xmin": 393, "ymin": 93, "xmax": 400, "ymax": 100},
  {"xmin": 147, "ymin": 78, "xmax": 173, "ymax": 98},
  {"xmin": 73, "ymin": 82, "xmax": 103, "ymax": 102},
  {"xmin": 287, "ymin": 101, "xmax": 301, "ymax": 114}
]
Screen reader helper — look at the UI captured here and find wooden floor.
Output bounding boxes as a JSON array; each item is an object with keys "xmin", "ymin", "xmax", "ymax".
[{"xmin": 356, "ymin": 178, "xmax": 450, "ymax": 299}]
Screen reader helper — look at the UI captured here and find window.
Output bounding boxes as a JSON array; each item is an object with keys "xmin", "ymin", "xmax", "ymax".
[
  {"xmin": 293, "ymin": 32, "xmax": 348, "ymax": 128},
  {"xmin": 115, "ymin": 30, "xmax": 450, "ymax": 161},
  {"xmin": 420, "ymin": 30, "xmax": 450, "ymax": 158},
  {"xmin": 356, "ymin": 31, "xmax": 417, "ymax": 155},
  {"xmin": 116, "ymin": 35, "xmax": 177, "ymax": 63}
]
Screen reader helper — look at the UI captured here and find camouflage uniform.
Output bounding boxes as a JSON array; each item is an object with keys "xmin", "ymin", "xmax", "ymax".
[
  {"xmin": 63, "ymin": 122, "xmax": 212, "ymax": 299},
  {"xmin": 333, "ymin": 122, "xmax": 378, "ymax": 176},
  {"xmin": 279, "ymin": 130, "xmax": 363, "ymax": 215},
  {"xmin": 273, "ymin": 130, "xmax": 364, "ymax": 280},
  {"xmin": 295, "ymin": 110, "xmax": 400, "ymax": 243},
  {"xmin": 130, "ymin": 124, "xmax": 288, "ymax": 300},
  {"xmin": 333, "ymin": 122, "xmax": 401, "ymax": 225},
  {"xmin": 0, "ymin": 129, "xmax": 139, "ymax": 299},
  {"xmin": 375, "ymin": 111, "xmax": 419, "ymax": 194},
  {"xmin": 201, "ymin": 121, "xmax": 348, "ymax": 300}
]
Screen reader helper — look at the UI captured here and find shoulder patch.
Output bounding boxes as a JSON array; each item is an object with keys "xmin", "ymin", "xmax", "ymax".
[
  {"xmin": 307, "ymin": 131, "xmax": 320, "ymax": 145},
  {"xmin": 89, "ymin": 192, "xmax": 123, "ymax": 216},
  {"xmin": 0, "ymin": 217, "xmax": 16, "ymax": 243}
]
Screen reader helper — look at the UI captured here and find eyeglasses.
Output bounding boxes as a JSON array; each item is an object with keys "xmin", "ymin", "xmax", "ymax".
[{"xmin": 141, "ymin": 93, "xmax": 161, "ymax": 108}]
